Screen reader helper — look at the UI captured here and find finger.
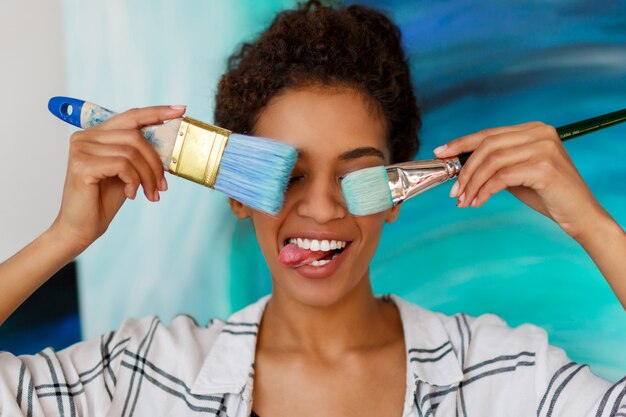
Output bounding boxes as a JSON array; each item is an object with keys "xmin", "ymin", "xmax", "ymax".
[
  {"xmin": 103, "ymin": 157, "xmax": 143, "ymax": 200},
  {"xmin": 433, "ymin": 121, "xmax": 544, "ymax": 158},
  {"xmin": 458, "ymin": 143, "xmax": 534, "ymax": 207},
  {"xmin": 87, "ymin": 129, "xmax": 166, "ymax": 191},
  {"xmin": 116, "ymin": 166, "xmax": 141, "ymax": 200},
  {"xmin": 78, "ymin": 142, "xmax": 160, "ymax": 201},
  {"xmin": 93, "ymin": 105, "xmax": 186, "ymax": 131},
  {"xmin": 467, "ymin": 161, "xmax": 538, "ymax": 208},
  {"xmin": 455, "ymin": 130, "xmax": 542, "ymax": 200},
  {"xmin": 73, "ymin": 154, "xmax": 142, "ymax": 200}
]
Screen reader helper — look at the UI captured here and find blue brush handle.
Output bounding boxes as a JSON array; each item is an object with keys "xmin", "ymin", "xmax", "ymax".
[{"xmin": 48, "ymin": 96, "xmax": 116, "ymax": 128}]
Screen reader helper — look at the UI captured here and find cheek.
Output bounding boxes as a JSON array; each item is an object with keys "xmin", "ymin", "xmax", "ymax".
[
  {"xmin": 356, "ymin": 213, "xmax": 387, "ymax": 243},
  {"xmin": 250, "ymin": 212, "xmax": 282, "ymax": 247},
  {"xmin": 280, "ymin": 186, "xmax": 307, "ymax": 210}
]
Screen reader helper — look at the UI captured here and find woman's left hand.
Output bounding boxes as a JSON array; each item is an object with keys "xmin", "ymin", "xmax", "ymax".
[{"xmin": 433, "ymin": 121, "xmax": 608, "ymax": 241}]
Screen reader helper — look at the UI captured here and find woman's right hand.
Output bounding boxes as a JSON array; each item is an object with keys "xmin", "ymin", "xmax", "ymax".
[{"xmin": 50, "ymin": 105, "xmax": 186, "ymax": 251}]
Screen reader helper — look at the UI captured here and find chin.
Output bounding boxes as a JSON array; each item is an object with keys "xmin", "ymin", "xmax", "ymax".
[
  {"xmin": 271, "ymin": 266, "xmax": 367, "ymax": 309},
  {"xmin": 287, "ymin": 287, "xmax": 349, "ymax": 309}
]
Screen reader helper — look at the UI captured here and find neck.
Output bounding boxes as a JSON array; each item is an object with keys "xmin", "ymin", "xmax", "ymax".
[{"xmin": 259, "ymin": 273, "xmax": 397, "ymax": 355}]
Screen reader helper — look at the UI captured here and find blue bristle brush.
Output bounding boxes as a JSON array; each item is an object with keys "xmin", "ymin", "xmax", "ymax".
[
  {"xmin": 342, "ymin": 108, "xmax": 626, "ymax": 216},
  {"xmin": 48, "ymin": 97, "xmax": 297, "ymax": 215}
]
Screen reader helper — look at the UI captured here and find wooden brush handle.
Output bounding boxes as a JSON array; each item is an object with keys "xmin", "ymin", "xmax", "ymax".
[
  {"xmin": 48, "ymin": 96, "xmax": 180, "ymax": 168},
  {"xmin": 456, "ymin": 108, "xmax": 626, "ymax": 166}
]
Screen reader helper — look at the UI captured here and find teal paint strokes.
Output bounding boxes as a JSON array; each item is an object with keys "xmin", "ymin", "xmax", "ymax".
[
  {"xmin": 141, "ymin": 126, "xmax": 163, "ymax": 150},
  {"xmin": 82, "ymin": 105, "xmax": 115, "ymax": 127},
  {"xmin": 62, "ymin": 0, "xmax": 297, "ymax": 339}
]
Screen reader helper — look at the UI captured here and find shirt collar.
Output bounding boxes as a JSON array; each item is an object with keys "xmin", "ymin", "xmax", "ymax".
[
  {"xmin": 192, "ymin": 294, "xmax": 463, "ymax": 397},
  {"xmin": 192, "ymin": 295, "xmax": 270, "ymax": 396},
  {"xmin": 389, "ymin": 294, "xmax": 463, "ymax": 387}
]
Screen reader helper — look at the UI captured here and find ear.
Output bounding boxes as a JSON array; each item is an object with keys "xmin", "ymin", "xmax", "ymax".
[
  {"xmin": 229, "ymin": 198, "xmax": 252, "ymax": 219},
  {"xmin": 384, "ymin": 203, "xmax": 401, "ymax": 223}
]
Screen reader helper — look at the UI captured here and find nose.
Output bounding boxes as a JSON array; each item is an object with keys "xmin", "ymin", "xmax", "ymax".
[{"xmin": 296, "ymin": 177, "xmax": 346, "ymax": 223}]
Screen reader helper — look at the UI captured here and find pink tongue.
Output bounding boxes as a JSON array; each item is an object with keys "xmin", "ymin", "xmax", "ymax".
[{"xmin": 278, "ymin": 244, "xmax": 333, "ymax": 267}]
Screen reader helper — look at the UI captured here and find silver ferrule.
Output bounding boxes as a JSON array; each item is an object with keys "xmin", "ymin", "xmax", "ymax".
[{"xmin": 387, "ymin": 157, "xmax": 462, "ymax": 205}]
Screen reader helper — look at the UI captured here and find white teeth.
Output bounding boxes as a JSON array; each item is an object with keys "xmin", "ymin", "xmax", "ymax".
[
  {"xmin": 310, "ymin": 252, "xmax": 341, "ymax": 267},
  {"xmin": 287, "ymin": 238, "xmax": 348, "ymax": 251}
]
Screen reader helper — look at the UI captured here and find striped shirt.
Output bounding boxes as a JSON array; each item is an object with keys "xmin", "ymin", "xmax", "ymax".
[{"xmin": 1, "ymin": 294, "xmax": 624, "ymax": 416}]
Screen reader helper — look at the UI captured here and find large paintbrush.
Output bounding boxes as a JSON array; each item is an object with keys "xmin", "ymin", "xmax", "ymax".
[{"xmin": 48, "ymin": 97, "xmax": 297, "ymax": 215}]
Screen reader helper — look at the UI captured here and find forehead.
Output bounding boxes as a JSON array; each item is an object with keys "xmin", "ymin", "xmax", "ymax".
[{"xmin": 253, "ymin": 86, "xmax": 389, "ymax": 160}]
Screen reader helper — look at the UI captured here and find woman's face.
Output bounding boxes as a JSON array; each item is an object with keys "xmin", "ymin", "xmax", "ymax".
[{"xmin": 232, "ymin": 86, "xmax": 400, "ymax": 307}]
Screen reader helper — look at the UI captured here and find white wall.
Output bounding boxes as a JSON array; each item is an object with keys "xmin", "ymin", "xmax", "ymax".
[{"xmin": 0, "ymin": 0, "xmax": 68, "ymax": 261}]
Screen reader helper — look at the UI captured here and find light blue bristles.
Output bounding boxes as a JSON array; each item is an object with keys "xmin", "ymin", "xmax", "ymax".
[
  {"xmin": 341, "ymin": 165, "xmax": 393, "ymax": 216},
  {"xmin": 214, "ymin": 133, "xmax": 297, "ymax": 215}
]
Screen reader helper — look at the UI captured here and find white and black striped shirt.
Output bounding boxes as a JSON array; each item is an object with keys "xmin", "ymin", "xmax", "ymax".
[{"xmin": 1, "ymin": 295, "xmax": 624, "ymax": 416}]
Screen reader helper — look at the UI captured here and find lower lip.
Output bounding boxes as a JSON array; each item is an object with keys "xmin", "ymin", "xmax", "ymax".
[{"xmin": 291, "ymin": 244, "xmax": 351, "ymax": 280}]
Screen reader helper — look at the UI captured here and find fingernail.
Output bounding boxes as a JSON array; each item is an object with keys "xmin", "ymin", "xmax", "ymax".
[
  {"xmin": 434, "ymin": 144, "xmax": 447, "ymax": 155},
  {"xmin": 160, "ymin": 177, "xmax": 168, "ymax": 191},
  {"xmin": 471, "ymin": 197, "xmax": 478, "ymax": 207},
  {"xmin": 170, "ymin": 105, "xmax": 186, "ymax": 110},
  {"xmin": 450, "ymin": 181, "xmax": 459, "ymax": 198},
  {"xmin": 458, "ymin": 192, "xmax": 465, "ymax": 206},
  {"xmin": 154, "ymin": 190, "xmax": 160, "ymax": 202}
]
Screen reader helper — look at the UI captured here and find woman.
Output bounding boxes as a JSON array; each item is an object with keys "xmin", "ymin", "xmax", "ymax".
[{"xmin": 1, "ymin": 2, "xmax": 624, "ymax": 416}]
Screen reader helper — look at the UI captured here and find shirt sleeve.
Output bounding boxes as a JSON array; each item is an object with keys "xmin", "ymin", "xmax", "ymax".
[
  {"xmin": 533, "ymin": 327, "xmax": 626, "ymax": 417},
  {"xmin": 0, "ymin": 318, "xmax": 142, "ymax": 417}
]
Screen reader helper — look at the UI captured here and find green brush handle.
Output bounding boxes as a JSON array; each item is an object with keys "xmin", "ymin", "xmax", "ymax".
[{"xmin": 457, "ymin": 108, "xmax": 626, "ymax": 166}]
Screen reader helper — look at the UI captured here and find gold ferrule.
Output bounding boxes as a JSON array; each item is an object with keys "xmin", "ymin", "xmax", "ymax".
[{"xmin": 168, "ymin": 117, "xmax": 231, "ymax": 188}]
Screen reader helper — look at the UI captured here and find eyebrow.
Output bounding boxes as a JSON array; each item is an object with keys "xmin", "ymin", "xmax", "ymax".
[
  {"xmin": 297, "ymin": 147, "xmax": 385, "ymax": 161},
  {"xmin": 339, "ymin": 147, "xmax": 386, "ymax": 161}
]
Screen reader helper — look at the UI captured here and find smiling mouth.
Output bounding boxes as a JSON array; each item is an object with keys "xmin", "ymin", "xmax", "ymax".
[{"xmin": 280, "ymin": 237, "xmax": 351, "ymax": 267}]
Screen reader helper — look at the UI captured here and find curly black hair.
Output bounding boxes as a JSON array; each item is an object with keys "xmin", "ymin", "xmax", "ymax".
[{"xmin": 214, "ymin": 0, "xmax": 420, "ymax": 163}]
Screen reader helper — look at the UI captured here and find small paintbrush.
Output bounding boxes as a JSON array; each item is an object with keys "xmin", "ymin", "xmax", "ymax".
[
  {"xmin": 48, "ymin": 97, "xmax": 297, "ymax": 215},
  {"xmin": 342, "ymin": 108, "xmax": 626, "ymax": 215}
]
